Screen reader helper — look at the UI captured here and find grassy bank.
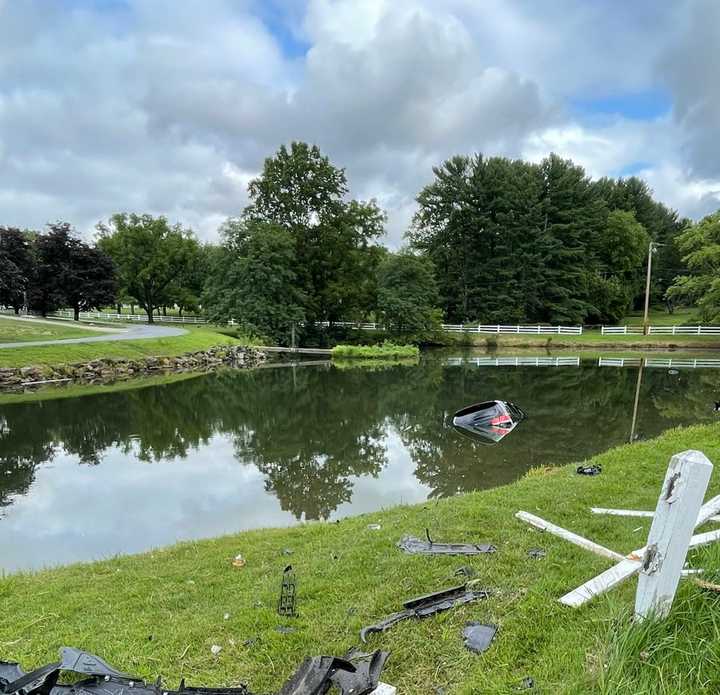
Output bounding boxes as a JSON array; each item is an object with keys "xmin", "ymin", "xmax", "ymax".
[
  {"xmin": 331, "ymin": 342, "xmax": 419, "ymax": 359},
  {"xmin": 0, "ymin": 317, "xmax": 102, "ymax": 343},
  {"xmin": 0, "ymin": 326, "xmax": 241, "ymax": 368},
  {"xmin": 4, "ymin": 425, "xmax": 720, "ymax": 693},
  {"xmin": 438, "ymin": 331, "xmax": 720, "ymax": 351}
]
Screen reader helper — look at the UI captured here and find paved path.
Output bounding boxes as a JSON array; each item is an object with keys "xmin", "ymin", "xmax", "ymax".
[{"xmin": 0, "ymin": 315, "xmax": 187, "ymax": 349}]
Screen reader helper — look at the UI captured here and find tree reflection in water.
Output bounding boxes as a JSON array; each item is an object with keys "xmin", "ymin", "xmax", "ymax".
[{"xmin": 1, "ymin": 356, "xmax": 719, "ymax": 519}]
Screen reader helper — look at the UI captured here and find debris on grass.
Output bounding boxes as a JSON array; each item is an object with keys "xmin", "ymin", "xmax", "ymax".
[
  {"xmin": 278, "ymin": 565, "xmax": 297, "ymax": 617},
  {"xmin": 232, "ymin": 554, "xmax": 246, "ymax": 568},
  {"xmin": 576, "ymin": 464, "xmax": 602, "ymax": 476},
  {"xmin": 360, "ymin": 583, "xmax": 491, "ymax": 643},
  {"xmin": 397, "ymin": 529, "xmax": 496, "ymax": 555},
  {"xmin": 462, "ymin": 622, "xmax": 497, "ymax": 654}
]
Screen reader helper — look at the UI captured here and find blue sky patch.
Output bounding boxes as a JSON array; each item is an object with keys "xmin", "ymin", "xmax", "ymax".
[{"xmin": 571, "ymin": 89, "xmax": 672, "ymax": 120}]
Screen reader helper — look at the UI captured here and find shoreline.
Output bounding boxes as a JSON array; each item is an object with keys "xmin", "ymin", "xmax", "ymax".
[{"xmin": 3, "ymin": 423, "xmax": 720, "ymax": 692}]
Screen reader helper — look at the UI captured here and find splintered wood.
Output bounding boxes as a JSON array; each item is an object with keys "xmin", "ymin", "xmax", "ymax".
[{"xmin": 516, "ymin": 450, "xmax": 720, "ymax": 619}]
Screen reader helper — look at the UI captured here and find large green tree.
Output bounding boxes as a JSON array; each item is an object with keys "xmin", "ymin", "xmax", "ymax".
[
  {"xmin": 667, "ymin": 212, "xmax": 720, "ymax": 321},
  {"xmin": 377, "ymin": 251, "xmax": 440, "ymax": 333},
  {"xmin": 243, "ymin": 142, "xmax": 385, "ymax": 323},
  {"xmin": 202, "ymin": 220, "xmax": 305, "ymax": 343},
  {"xmin": 0, "ymin": 227, "xmax": 34, "ymax": 314},
  {"xmin": 97, "ymin": 213, "xmax": 200, "ymax": 323},
  {"xmin": 28, "ymin": 222, "xmax": 116, "ymax": 318}
]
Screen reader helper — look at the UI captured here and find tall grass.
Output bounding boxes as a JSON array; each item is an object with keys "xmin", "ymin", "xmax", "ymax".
[{"xmin": 330, "ymin": 341, "xmax": 419, "ymax": 359}]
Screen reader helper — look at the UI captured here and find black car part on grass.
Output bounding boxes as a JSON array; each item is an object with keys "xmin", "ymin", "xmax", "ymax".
[
  {"xmin": 452, "ymin": 400, "xmax": 526, "ymax": 445},
  {"xmin": 360, "ymin": 583, "xmax": 491, "ymax": 643},
  {"xmin": 462, "ymin": 623, "xmax": 497, "ymax": 654},
  {"xmin": 278, "ymin": 565, "xmax": 297, "ymax": 617},
  {"xmin": 0, "ymin": 647, "xmax": 388, "ymax": 695},
  {"xmin": 397, "ymin": 529, "xmax": 496, "ymax": 556},
  {"xmin": 576, "ymin": 464, "xmax": 602, "ymax": 476}
]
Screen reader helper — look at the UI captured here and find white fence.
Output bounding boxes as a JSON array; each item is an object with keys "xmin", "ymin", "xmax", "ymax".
[
  {"xmin": 50, "ymin": 310, "xmax": 207, "ymax": 324},
  {"xmin": 445, "ymin": 356, "xmax": 580, "ymax": 368},
  {"xmin": 441, "ymin": 324, "xmax": 583, "ymax": 335},
  {"xmin": 601, "ymin": 325, "xmax": 720, "ymax": 335}
]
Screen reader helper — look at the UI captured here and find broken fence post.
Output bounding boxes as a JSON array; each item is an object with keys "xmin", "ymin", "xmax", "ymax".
[{"xmin": 635, "ymin": 450, "xmax": 712, "ymax": 620}]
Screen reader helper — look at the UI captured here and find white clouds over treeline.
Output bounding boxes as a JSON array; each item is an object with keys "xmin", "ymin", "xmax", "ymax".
[{"xmin": 1, "ymin": 0, "xmax": 719, "ymax": 245}]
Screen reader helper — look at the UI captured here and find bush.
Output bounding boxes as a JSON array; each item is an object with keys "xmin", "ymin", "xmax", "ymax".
[{"xmin": 330, "ymin": 341, "xmax": 419, "ymax": 359}]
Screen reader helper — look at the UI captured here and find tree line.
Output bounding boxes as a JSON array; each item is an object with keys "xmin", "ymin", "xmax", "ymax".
[{"xmin": 1, "ymin": 141, "xmax": 717, "ymax": 336}]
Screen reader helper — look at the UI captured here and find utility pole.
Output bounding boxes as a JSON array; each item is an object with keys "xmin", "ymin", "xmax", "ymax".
[{"xmin": 642, "ymin": 242, "xmax": 664, "ymax": 336}]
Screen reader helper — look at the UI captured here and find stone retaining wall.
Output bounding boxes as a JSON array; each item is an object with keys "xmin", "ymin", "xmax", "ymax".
[{"xmin": 0, "ymin": 345, "xmax": 266, "ymax": 391}]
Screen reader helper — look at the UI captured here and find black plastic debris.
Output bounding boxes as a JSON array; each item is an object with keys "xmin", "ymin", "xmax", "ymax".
[
  {"xmin": 360, "ymin": 583, "xmax": 491, "ymax": 643},
  {"xmin": 515, "ymin": 677, "xmax": 535, "ymax": 691},
  {"xmin": 398, "ymin": 529, "xmax": 496, "ymax": 556},
  {"xmin": 576, "ymin": 464, "xmax": 602, "ymax": 476},
  {"xmin": 0, "ymin": 647, "xmax": 389, "ymax": 695},
  {"xmin": 714, "ymin": 401, "xmax": 720, "ymax": 412},
  {"xmin": 330, "ymin": 650, "xmax": 389, "ymax": 695},
  {"xmin": 462, "ymin": 623, "xmax": 497, "ymax": 654},
  {"xmin": 527, "ymin": 548, "xmax": 546, "ymax": 560},
  {"xmin": 278, "ymin": 565, "xmax": 297, "ymax": 617},
  {"xmin": 452, "ymin": 400, "xmax": 526, "ymax": 445}
]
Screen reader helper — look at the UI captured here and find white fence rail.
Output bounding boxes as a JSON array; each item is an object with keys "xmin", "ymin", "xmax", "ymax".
[
  {"xmin": 441, "ymin": 324, "xmax": 583, "ymax": 335},
  {"xmin": 445, "ymin": 356, "xmax": 580, "ymax": 368},
  {"xmin": 50, "ymin": 310, "xmax": 207, "ymax": 324},
  {"xmin": 602, "ymin": 325, "xmax": 720, "ymax": 335}
]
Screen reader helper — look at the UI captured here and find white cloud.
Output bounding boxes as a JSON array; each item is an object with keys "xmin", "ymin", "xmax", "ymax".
[{"xmin": 0, "ymin": 0, "xmax": 717, "ymax": 246}]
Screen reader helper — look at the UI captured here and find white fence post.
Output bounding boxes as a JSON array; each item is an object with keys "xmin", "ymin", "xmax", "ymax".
[{"xmin": 635, "ymin": 450, "xmax": 713, "ymax": 620}]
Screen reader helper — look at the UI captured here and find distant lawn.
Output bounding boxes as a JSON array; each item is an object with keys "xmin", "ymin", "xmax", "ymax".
[
  {"xmin": 0, "ymin": 317, "xmax": 101, "ymax": 343},
  {"xmin": 622, "ymin": 306, "xmax": 701, "ymax": 326},
  {"xmin": 0, "ymin": 326, "xmax": 242, "ymax": 368}
]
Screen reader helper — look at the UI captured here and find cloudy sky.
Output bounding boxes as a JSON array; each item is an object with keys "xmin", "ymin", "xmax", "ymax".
[{"xmin": 1, "ymin": 0, "xmax": 719, "ymax": 246}]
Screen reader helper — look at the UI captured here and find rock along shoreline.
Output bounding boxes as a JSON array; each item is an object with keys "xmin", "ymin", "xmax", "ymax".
[{"xmin": 0, "ymin": 345, "xmax": 266, "ymax": 392}]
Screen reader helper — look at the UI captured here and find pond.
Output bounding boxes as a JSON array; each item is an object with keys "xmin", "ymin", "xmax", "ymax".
[{"xmin": 2, "ymin": 352, "xmax": 719, "ymax": 572}]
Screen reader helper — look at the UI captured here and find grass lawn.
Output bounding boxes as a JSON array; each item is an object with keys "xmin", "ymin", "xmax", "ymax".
[
  {"xmin": 4, "ymin": 423, "xmax": 720, "ymax": 693},
  {"xmin": 0, "ymin": 326, "xmax": 241, "ymax": 368},
  {"xmin": 450, "ymin": 330, "xmax": 720, "ymax": 350},
  {"xmin": 622, "ymin": 307, "xmax": 701, "ymax": 326},
  {"xmin": 0, "ymin": 317, "xmax": 102, "ymax": 343}
]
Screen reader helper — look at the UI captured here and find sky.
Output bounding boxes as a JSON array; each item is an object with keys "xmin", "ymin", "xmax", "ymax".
[{"xmin": 1, "ymin": 0, "xmax": 719, "ymax": 247}]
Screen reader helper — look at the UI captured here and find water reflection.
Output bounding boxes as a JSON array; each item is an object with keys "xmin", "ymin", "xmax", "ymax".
[{"xmin": 1, "ymin": 355, "xmax": 719, "ymax": 570}]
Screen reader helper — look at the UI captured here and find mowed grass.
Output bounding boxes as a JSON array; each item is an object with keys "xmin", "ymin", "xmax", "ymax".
[
  {"xmin": 454, "ymin": 331, "xmax": 720, "ymax": 350},
  {"xmin": 4, "ymin": 424, "xmax": 720, "ymax": 693},
  {"xmin": 0, "ymin": 326, "xmax": 241, "ymax": 368},
  {"xmin": 622, "ymin": 307, "xmax": 701, "ymax": 326},
  {"xmin": 0, "ymin": 317, "xmax": 101, "ymax": 343}
]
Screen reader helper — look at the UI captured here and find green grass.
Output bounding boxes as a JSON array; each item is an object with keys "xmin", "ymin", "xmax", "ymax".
[
  {"xmin": 5, "ymin": 424, "xmax": 720, "ymax": 693},
  {"xmin": 0, "ymin": 317, "xmax": 101, "ymax": 343},
  {"xmin": 0, "ymin": 326, "xmax": 242, "ymax": 368},
  {"xmin": 331, "ymin": 342, "xmax": 420, "ymax": 359},
  {"xmin": 622, "ymin": 307, "xmax": 701, "ymax": 326},
  {"xmin": 442, "ymin": 330, "xmax": 720, "ymax": 350}
]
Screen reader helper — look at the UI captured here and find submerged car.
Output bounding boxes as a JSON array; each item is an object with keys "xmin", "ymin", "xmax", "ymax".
[{"xmin": 452, "ymin": 400, "xmax": 526, "ymax": 445}]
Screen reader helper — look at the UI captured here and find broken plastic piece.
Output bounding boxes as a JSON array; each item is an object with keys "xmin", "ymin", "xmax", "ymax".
[
  {"xmin": 397, "ymin": 529, "xmax": 496, "ymax": 556},
  {"xmin": 452, "ymin": 401, "xmax": 526, "ymax": 445},
  {"xmin": 278, "ymin": 565, "xmax": 297, "ymax": 617},
  {"xmin": 576, "ymin": 464, "xmax": 602, "ymax": 476},
  {"xmin": 462, "ymin": 623, "xmax": 497, "ymax": 654},
  {"xmin": 527, "ymin": 548, "xmax": 546, "ymax": 560},
  {"xmin": 330, "ymin": 650, "xmax": 389, "ymax": 695},
  {"xmin": 232, "ymin": 554, "xmax": 246, "ymax": 568},
  {"xmin": 0, "ymin": 647, "xmax": 389, "ymax": 695},
  {"xmin": 360, "ymin": 583, "xmax": 491, "ymax": 643}
]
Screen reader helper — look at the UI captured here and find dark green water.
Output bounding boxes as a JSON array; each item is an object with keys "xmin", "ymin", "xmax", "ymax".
[{"xmin": 1, "ymin": 353, "xmax": 719, "ymax": 571}]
